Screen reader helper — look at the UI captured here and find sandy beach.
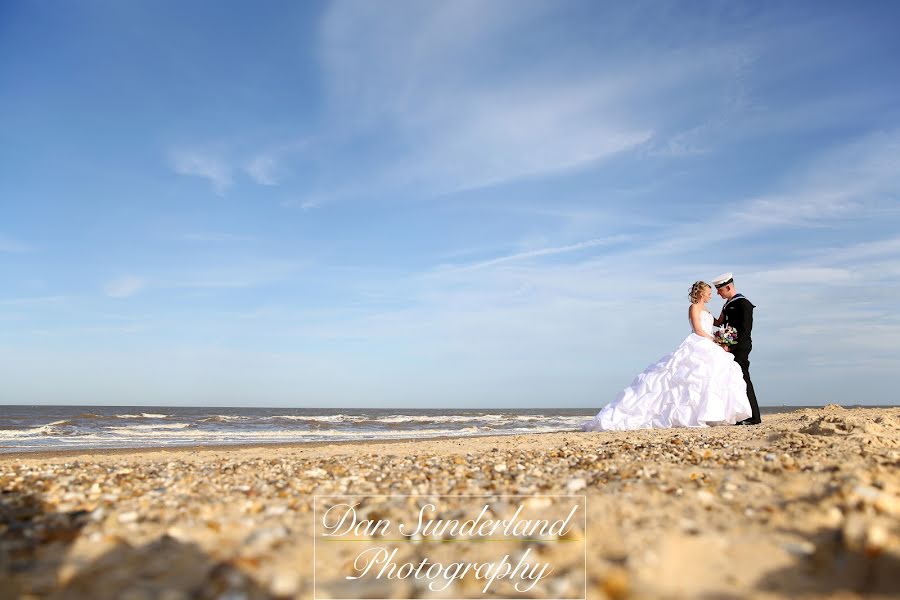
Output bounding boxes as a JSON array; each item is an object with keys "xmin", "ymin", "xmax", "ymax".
[{"xmin": 2, "ymin": 405, "xmax": 899, "ymax": 599}]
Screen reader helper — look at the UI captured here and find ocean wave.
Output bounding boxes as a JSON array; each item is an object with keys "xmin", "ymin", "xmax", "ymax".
[
  {"xmin": 378, "ymin": 415, "xmax": 488, "ymax": 424},
  {"xmin": 269, "ymin": 414, "xmax": 362, "ymax": 423},
  {"xmin": 105, "ymin": 423, "xmax": 194, "ymax": 432},
  {"xmin": 0, "ymin": 422, "xmax": 78, "ymax": 439},
  {"xmin": 117, "ymin": 413, "xmax": 169, "ymax": 419},
  {"xmin": 0, "ymin": 409, "xmax": 593, "ymax": 453},
  {"xmin": 0, "ymin": 422, "xmax": 576, "ymax": 446},
  {"xmin": 266, "ymin": 413, "xmax": 541, "ymax": 425},
  {"xmin": 198, "ymin": 415, "xmax": 249, "ymax": 423},
  {"xmin": 356, "ymin": 414, "xmax": 559, "ymax": 427}
]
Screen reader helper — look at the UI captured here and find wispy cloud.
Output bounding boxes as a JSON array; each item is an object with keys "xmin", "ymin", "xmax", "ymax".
[
  {"xmin": 281, "ymin": 199, "xmax": 321, "ymax": 211},
  {"xmin": 318, "ymin": 1, "xmax": 663, "ymax": 192},
  {"xmin": 436, "ymin": 236, "xmax": 633, "ymax": 272},
  {"xmin": 730, "ymin": 130, "xmax": 900, "ymax": 230},
  {"xmin": 104, "ymin": 277, "xmax": 148, "ymax": 299},
  {"xmin": 317, "ymin": 2, "xmax": 798, "ymax": 194},
  {"xmin": 648, "ymin": 45, "xmax": 758, "ymax": 157},
  {"xmin": 243, "ymin": 139, "xmax": 308, "ymax": 186},
  {"xmin": 808, "ymin": 236, "xmax": 900, "ymax": 263},
  {"xmin": 168, "ymin": 137, "xmax": 309, "ymax": 192},
  {"xmin": 619, "ymin": 129, "xmax": 900, "ymax": 259},
  {"xmin": 168, "ymin": 149, "xmax": 232, "ymax": 195},
  {"xmin": 245, "ymin": 155, "xmax": 280, "ymax": 186}
]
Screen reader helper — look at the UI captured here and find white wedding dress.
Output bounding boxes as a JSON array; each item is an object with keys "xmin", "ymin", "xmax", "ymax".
[{"xmin": 583, "ymin": 311, "xmax": 752, "ymax": 431}]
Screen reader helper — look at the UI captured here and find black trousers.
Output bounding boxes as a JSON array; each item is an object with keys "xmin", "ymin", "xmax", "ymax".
[{"xmin": 733, "ymin": 351, "xmax": 760, "ymax": 423}]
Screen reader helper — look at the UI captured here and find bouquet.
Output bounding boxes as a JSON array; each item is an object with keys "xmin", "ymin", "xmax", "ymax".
[{"xmin": 714, "ymin": 324, "xmax": 738, "ymax": 347}]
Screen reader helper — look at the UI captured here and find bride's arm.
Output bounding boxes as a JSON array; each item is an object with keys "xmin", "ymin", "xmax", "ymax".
[{"xmin": 689, "ymin": 305, "xmax": 716, "ymax": 341}]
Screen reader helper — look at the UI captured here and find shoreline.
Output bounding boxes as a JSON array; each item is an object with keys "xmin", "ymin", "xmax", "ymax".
[
  {"xmin": 0, "ymin": 429, "xmax": 558, "ymax": 461},
  {"xmin": 4, "ymin": 404, "xmax": 894, "ymax": 461}
]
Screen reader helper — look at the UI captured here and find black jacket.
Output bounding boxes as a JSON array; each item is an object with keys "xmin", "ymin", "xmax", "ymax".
[{"xmin": 723, "ymin": 295, "xmax": 754, "ymax": 355}]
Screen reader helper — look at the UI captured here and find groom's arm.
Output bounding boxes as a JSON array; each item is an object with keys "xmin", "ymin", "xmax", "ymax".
[{"xmin": 714, "ymin": 309, "xmax": 725, "ymax": 327}]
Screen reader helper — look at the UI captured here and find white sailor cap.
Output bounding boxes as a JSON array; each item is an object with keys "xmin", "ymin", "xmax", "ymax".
[{"xmin": 712, "ymin": 272, "xmax": 734, "ymax": 288}]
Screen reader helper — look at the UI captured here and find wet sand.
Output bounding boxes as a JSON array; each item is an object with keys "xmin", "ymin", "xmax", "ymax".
[{"xmin": 1, "ymin": 405, "xmax": 898, "ymax": 599}]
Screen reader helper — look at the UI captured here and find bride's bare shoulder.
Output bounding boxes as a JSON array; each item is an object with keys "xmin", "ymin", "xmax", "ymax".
[{"xmin": 687, "ymin": 303, "xmax": 701, "ymax": 319}]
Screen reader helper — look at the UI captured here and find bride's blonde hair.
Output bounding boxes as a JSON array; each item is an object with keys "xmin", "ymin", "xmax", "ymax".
[{"xmin": 689, "ymin": 281, "xmax": 711, "ymax": 304}]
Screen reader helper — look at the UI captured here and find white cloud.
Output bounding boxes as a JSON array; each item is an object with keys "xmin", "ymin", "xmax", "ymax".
[
  {"xmin": 168, "ymin": 149, "xmax": 232, "ymax": 195},
  {"xmin": 319, "ymin": 0, "xmax": 661, "ymax": 192},
  {"xmin": 281, "ymin": 199, "xmax": 320, "ymax": 211},
  {"xmin": 104, "ymin": 277, "xmax": 147, "ymax": 299},
  {"xmin": 245, "ymin": 155, "xmax": 280, "ymax": 186},
  {"xmin": 435, "ymin": 236, "xmax": 633, "ymax": 272},
  {"xmin": 734, "ymin": 130, "xmax": 900, "ymax": 229},
  {"xmin": 620, "ymin": 129, "xmax": 900, "ymax": 259},
  {"xmin": 811, "ymin": 236, "xmax": 900, "ymax": 263},
  {"xmin": 169, "ymin": 137, "xmax": 308, "ymax": 192},
  {"xmin": 243, "ymin": 138, "xmax": 309, "ymax": 186},
  {"xmin": 403, "ymin": 88, "xmax": 654, "ymax": 191}
]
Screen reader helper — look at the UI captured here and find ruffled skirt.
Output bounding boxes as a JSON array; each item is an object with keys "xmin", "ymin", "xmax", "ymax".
[{"xmin": 583, "ymin": 334, "xmax": 752, "ymax": 431}]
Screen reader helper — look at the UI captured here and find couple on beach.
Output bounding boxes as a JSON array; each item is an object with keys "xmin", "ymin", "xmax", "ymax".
[{"xmin": 584, "ymin": 272, "xmax": 761, "ymax": 431}]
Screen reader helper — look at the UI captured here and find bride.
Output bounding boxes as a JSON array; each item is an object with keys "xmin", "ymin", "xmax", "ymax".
[{"xmin": 583, "ymin": 281, "xmax": 752, "ymax": 431}]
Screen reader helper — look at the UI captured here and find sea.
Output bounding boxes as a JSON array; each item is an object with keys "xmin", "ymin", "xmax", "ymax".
[{"xmin": 0, "ymin": 405, "xmax": 820, "ymax": 454}]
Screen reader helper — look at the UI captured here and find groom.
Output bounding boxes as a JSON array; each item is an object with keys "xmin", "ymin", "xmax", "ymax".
[{"xmin": 713, "ymin": 272, "xmax": 761, "ymax": 425}]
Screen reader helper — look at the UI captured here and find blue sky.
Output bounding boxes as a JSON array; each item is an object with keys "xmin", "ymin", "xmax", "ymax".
[{"xmin": 2, "ymin": 1, "xmax": 899, "ymax": 407}]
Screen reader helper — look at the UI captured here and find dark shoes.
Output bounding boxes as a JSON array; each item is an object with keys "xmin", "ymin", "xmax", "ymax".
[{"xmin": 736, "ymin": 418, "xmax": 761, "ymax": 426}]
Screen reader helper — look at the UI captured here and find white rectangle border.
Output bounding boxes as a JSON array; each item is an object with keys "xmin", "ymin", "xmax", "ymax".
[{"xmin": 313, "ymin": 494, "xmax": 588, "ymax": 600}]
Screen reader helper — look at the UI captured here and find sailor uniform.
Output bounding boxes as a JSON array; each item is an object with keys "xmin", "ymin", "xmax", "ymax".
[{"xmin": 721, "ymin": 291, "xmax": 760, "ymax": 424}]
